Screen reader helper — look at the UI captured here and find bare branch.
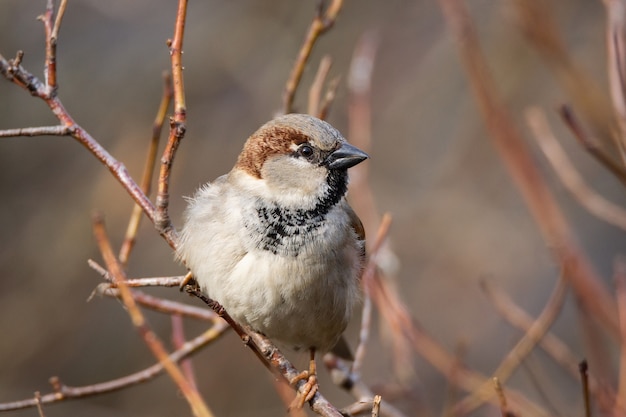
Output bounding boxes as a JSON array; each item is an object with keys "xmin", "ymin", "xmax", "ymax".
[
  {"xmin": 438, "ymin": 0, "xmax": 619, "ymax": 338},
  {"xmin": 0, "ymin": 326, "xmax": 226, "ymax": 412},
  {"xmin": 155, "ymin": 0, "xmax": 188, "ymax": 240},
  {"xmin": 484, "ymin": 278, "xmax": 616, "ymax": 412},
  {"xmin": 317, "ymin": 76, "xmax": 340, "ymax": 121},
  {"xmin": 579, "ymin": 360, "xmax": 592, "ymax": 417},
  {"xmin": 119, "ymin": 72, "xmax": 173, "ymax": 265},
  {"xmin": 603, "ymin": 0, "xmax": 626, "ymax": 150},
  {"xmin": 282, "ymin": 0, "xmax": 344, "ymax": 114},
  {"xmin": 453, "ymin": 276, "xmax": 568, "ymax": 414},
  {"xmin": 0, "ymin": 125, "xmax": 72, "ymax": 137},
  {"xmin": 92, "ymin": 214, "xmax": 214, "ymax": 417},
  {"xmin": 325, "ymin": 356, "xmax": 408, "ymax": 417},
  {"xmin": 308, "ymin": 55, "xmax": 332, "ymax": 117},
  {"xmin": 614, "ymin": 257, "xmax": 626, "ymax": 415},
  {"xmin": 558, "ymin": 104, "xmax": 626, "ymax": 188},
  {"xmin": 527, "ymin": 107, "xmax": 626, "ymax": 231},
  {"xmin": 513, "ymin": 0, "xmax": 616, "ymax": 145}
]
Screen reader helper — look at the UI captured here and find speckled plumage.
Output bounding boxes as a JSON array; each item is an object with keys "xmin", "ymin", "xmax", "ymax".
[{"xmin": 177, "ymin": 114, "xmax": 367, "ymax": 356}]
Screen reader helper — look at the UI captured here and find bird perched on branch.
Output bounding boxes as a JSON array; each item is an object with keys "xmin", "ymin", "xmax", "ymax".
[{"xmin": 177, "ymin": 113, "xmax": 367, "ymax": 407}]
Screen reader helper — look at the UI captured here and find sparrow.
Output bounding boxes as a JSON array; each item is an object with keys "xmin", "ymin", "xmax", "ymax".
[{"xmin": 177, "ymin": 113, "xmax": 368, "ymax": 405}]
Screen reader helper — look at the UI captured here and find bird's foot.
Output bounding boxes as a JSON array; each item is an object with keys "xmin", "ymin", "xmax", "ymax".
[{"xmin": 288, "ymin": 357, "xmax": 318, "ymax": 409}]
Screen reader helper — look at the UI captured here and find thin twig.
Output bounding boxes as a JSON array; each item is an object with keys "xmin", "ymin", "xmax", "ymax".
[
  {"xmin": 317, "ymin": 76, "xmax": 341, "ymax": 121},
  {"xmin": 0, "ymin": 125, "xmax": 72, "ymax": 137},
  {"xmin": 614, "ymin": 257, "xmax": 626, "ymax": 415},
  {"xmin": 282, "ymin": 0, "xmax": 344, "ymax": 114},
  {"xmin": 0, "ymin": 326, "xmax": 226, "ymax": 411},
  {"xmin": 603, "ymin": 0, "xmax": 626, "ymax": 151},
  {"xmin": 119, "ymin": 72, "xmax": 173, "ymax": 265},
  {"xmin": 483, "ymin": 276, "xmax": 616, "ymax": 413},
  {"xmin": 366, "ymin": 259, "xmax": 550, "ymax": 416},
  {"xmin": 88, "ymin": 257, "xmax": 184, "ymax": 287},
  {"xmin": 453, "ymin": 275, "xmax": 568, "ymax": 413},
  {"xmin": 51, "ymin": 0, "xmax": 67, "ymax": 42},
  {"xmin": 92, "ymin": 214, "xmax": 214, "ymax": 417},
  {"xmin": 325, "ymin": 356, "xmax": 408, "ymax": 417},
  {"xmin": 513, "ymin": 0, "xmax": 616, "ymax": 145},
  {"xmin": 105, "ymin": 277, "xmax": 184, "ymax": 288},
  {"xmin": 34, "ymin": 392, "xmax": 45, "ymax": 417},
  {"xmin": 172, "ymin": 314, "xmax": 199, "ymax": 393},
  {"xmin": 579, "ymin": 360, "xmax": 592, "ymax": 417},
  {"xmin": 353, "ymin": 213, "xmax": 392, "ymax": 375},
  {"xmin": 527, "ymin": 108, "xmax": 626, "ymax": 231},
  {"xmin": 39, "ymin": 0, "xmax": 58, "ymax": 93},
  {"xmin": 102, "ymin": 287, "xmax": 218, "ymax": 321},
  {"xmin": 155, "ymin": 0, "xmax": 188, "ymax": 238},
  {"xmin": 493, "ymin": 378, "xmax": 510, "ymax": 417},
  {"xmin": 559, "ymin": 105, "xmax": 626, "ymax": 188},
  {"xmin": 439, "ymin": 0, "xmax": 619, "ymax": 337},
  {"xmin": 372, "ymin": 395, "xmax": 382, "ymax": 417},
  {"xmin": 308, "ymin": 55, "xmax": 332, "ymax": 117}
]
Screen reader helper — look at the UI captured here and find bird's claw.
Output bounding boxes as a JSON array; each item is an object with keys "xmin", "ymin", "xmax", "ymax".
[{"xmin": 289, "ymin": 371, "xmax": 318, "ymax": 409}]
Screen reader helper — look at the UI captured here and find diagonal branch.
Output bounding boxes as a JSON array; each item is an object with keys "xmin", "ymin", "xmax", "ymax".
[
  {"xmin": 438, "ymin": 0, "xmax": 619, "ymax": 338},
  {"xmin": 119, "ymin": 72, "xmax": 173, "ymax": 265},
  {"xmin": 452, "ymin": 276, "xmax": 568, "ymax": 414},
  {"xmin": 282, "ymin": 0, "xmax": 344, "ymax": 114},
  {"xmin": 527, "ymin": 107, "xmax": 626, "ymax": 231},
  {"xmin": 92, "ymin": 214, "xmax": 214, "ymax": 417},
  {"xmin": 0, "ymin": 325, "xmax": 226, "ymax": 412}
]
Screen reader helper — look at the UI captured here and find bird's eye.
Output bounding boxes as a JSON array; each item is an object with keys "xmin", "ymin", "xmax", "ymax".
[{"xmin": 298, "ymin": 144, "xmax": 314, "ymax": 158}]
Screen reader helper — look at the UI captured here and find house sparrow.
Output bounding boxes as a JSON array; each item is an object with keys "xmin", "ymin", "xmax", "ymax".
[{"xmin": 177, "ymin": 113, "xmax": 367, "ymax": 405}]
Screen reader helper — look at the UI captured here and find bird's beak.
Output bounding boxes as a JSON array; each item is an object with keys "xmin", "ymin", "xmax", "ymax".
[{"xmin": 325, "ymin": 143, "xmax": 369, "ymax": 170}]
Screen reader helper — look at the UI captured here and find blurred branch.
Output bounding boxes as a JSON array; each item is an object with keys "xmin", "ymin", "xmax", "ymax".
[
  {"xmin": 0, "ymin": 325, "xmax": 226, "ymax": 412},
  {"xmin": 92, "ymin": 214, "xmax": 214, "ymax": 417},
  {"xmin": 603, "ymin": 0, "xmax": 626, "ymax": 150},
  {"xmin": 119, "ymin": 72, "xmax": 173, "ymax": 266},
  {"xmin": 366, "ymin": 257, "xmax": 551, "ymax": 416},
  {"xmin": 527, "ymin": 107, "xmax": 626, "ymax": 231},
  {"xmin": 172, "ymin": 314, "xmax": 199, "ymax": 393},
  {"xmin": 326, "ymin": 356, "xmax": 406, "ymax": 417},
  {"xmin": 453, "ymin": 276, "xmax": 568, "ymax": 414},
  {"xmin": 514, "ymin": 0, "xmax": 617, "ymax": 145},
  {"xmin": 353, "ymin": 213, "xmax": 392, "ymax": 377},
  {"xmin": 615, "ymin": 257, "xmax": 626, "ymax": 415},
  {"xmin": 155, "ymin": 0, "xmax": 188, "ymax": 241},
  {"xmin": 0, "ymin": 125, "xmax": 72, "ymax": 137},
  {"xmin": 282, "ymin": 0, "xmax": 344, "ymax": 114},
  {"xmin": 439, "ymin": 0, "xmax": 619, "ymax": 338},
  {"xmin": 317, "ymin": 76, "xmax": 340, "ymax": 121},
  {"xmin": 308, "ymin": 55, "xmax": 332, "ymax": 117},
  {"xmin": 483, "ymin": 277, "xmax": 616, "ymax": 413},
  {"xmin": 579, "ymin": 360, "xmax": 592, "ymax": 417},
  {"xmin": 558, "ymin": 105, "xmax": 626, "ymax": 188}
]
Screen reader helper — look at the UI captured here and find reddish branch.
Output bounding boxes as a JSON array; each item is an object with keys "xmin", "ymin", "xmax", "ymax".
[
  {"xmin": 155, "ymin": 0, "xmax": 188, "ymax": 237},
  {"xmin": 282, "ymin": 0, "xmax": 344, "ymax": 114},
  {"xmin": 0, "ymin": 325, "xmax": 226, "ymax": 412},
  {"xmin": 119, "ymin": 72, "xmax": 174, "ymax": 265},
  {"xmin": 438, "ymin": 0, "xmax": 619, "ymax": 338},
  {"xmin": 92, "ymin": 214, "xmax": 214, "ymax": 417}
]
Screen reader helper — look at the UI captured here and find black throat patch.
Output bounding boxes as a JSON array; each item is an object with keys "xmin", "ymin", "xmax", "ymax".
[{"xmin": 245, "ymin": 170, "xmax": 348, "ymax": 257}]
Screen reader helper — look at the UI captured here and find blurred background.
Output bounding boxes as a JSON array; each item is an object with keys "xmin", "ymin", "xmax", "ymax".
[{"xmin": 0, "ymin": 0, "xmax": 624, "ymax": 416}]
